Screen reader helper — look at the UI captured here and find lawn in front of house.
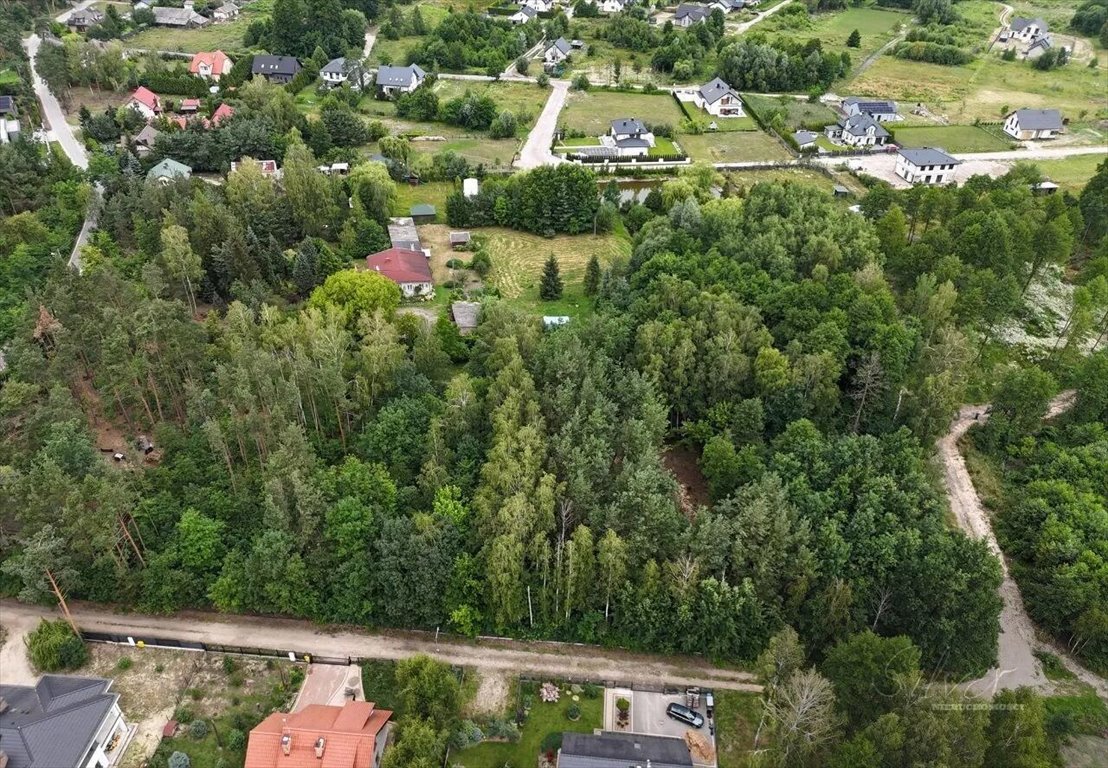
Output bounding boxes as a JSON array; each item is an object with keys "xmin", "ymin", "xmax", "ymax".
[
  {"xmin": 888, "ymin": 124, "xmax": 1013, "ymax": 152},
  {"xmin": 560, "ymin": 89, "xmax": 687, "ymax": 137},
  {"xmin": 677, "ymin": 129, "xmax": 792, "ymax": 163},
  {"xmin": 451, "ymin": 682, "xmax": 604, "ymax": 768},
  {"xmin": 650, "ymin": 136, "xmax": 680, "ymax": 156},
  {"xmin": 409, "ymin": 135, "xmax": 520, "ymax": 170},
  {"xmin": 126, "ymin": 0, "xmax": 272, "ymax": 54},
  {"xmin": 391, "ymin": 180, "xmax": 455, "ymax": 221}
]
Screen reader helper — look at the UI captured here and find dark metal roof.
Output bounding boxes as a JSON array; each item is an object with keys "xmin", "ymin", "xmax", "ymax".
[
  {"xmin": 843, "ymin": 97, "xmax": 897, "ymax": 116},
  {"xmin": 898, "ymin": 147, "xmax": 960, "ymax": 166},
  {"xmin": 675, "ymin": 3, "xmax": 710, "ymax": 20},
  {"xmin": 376, "ymin": 64, "xmax": 426, "ymax": 87},
  {"xmin": 1011, "ymin": 17, "xmax": 1047, "ymax": 33},
  {"xmin": 251, "ymin": 55, "xmax": 301, "ymax": 76},
  {"xmin": 698, "ymin": 76, "xmax": 737, "ymax": 105},
  {"xmin": 611, "ymin": 117, "xmax": 647, "ymax": 135},
  {"xmin": 0, "ymin": 95, "xmax": 17, "ymax": 115},
  {"xmin": 548, "ymin": 37, "xmax": 572, "ymax": 55},
  {"xmin": 1009, "ymin": 108, "xmax": 1063, "ymax": 131},
  {"xmin": 559, "ymin": 732, "xmax": 693, "ymax": 768},
  {"xmin": 841, "ymin": 114, "xmax": 890, "ymax": 138},
  {"xmin": 0, "ymin": 676, "xmax": 118, "ymax": 768}
]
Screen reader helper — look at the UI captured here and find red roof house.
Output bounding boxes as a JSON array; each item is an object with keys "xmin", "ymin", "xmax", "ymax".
[
  {"xmin": 179, "ymin": 98, "xmax": 201, "ymax": 113},
  {"xmin": 244, "ymin": 701, "xmax": 392, "ymax": 768},
  {"xmin": 208, "ymin": 102, "xmax": 235, "ymax": 127},
  {"xmin": 189, "ymin": 50, "xmax": 233, "ymax": 80},
  {"xmin": 365, "ymin": 247, "xmax": 433, "ymax": 298},
  {"xmin": 127, "ymin": 86, "xmax": 161, "ymax": 119}
]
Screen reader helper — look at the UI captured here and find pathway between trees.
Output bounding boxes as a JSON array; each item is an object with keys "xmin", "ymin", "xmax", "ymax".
[
  {"xmin": 942, "ymin": 392, "xmax": 1108, "ymax": 700},
  {"xmin": 0, "ymin": 600, "xmax": 763, "ymax": 693}
]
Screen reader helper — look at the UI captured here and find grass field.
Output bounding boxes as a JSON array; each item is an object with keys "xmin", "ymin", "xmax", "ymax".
[
  {"xmin": 678, "ymin": 129, "xmax": 792, "ymax": 163},
  {"xmin": 409, "ymin": 135, "xmax": 519, "ymax": 170},
  {"xmin": 760, "ymin": 5, "xmax": 909, "ymax": 68},
  {"xmin": 452, "ymin": 682, "xmax": 603, "ymax": 768},
  {"xmin": 127, "ymin": 0, "xmax": 272, "ymax": 54},
  {"xmin": 714, "ymin": 690, "xmax": 766, "ymax": 768},
  {"xmin": 889, "ymin": 124, "xmax": 1013, "ymax": 152},
  {"xmin": 741, "ymin": 94, "xmax": 839, "ymax": 130},
  {"xmin": 1021, "ymin": 154, "xmax": 1107, "ymax": 191},
  {"xmin": 392, "ymin": 181, "xmax": 454, "ymax": 221},
  {"xmin": 560, "ymin": 89, "xmax": 687, "ymax": 135},
  {"xmin": 433, "ymin": 79, "xmax": 550, "ymax": 131},
  {"xmin": 726, "ymin": 166, "xmax": 842, "ymax": 195},
  {"xmin": 368, "ymin": 5, "xmax": 449, "ymax": 66},
  {"xmin": 477, "ymin": 227, "xmax": 631, "ymax": 316}
]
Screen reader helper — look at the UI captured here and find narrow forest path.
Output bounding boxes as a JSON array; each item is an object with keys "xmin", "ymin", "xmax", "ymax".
[{"xmin": 941, "ymin": 392, "xmax": 1108, "ymax": 700}]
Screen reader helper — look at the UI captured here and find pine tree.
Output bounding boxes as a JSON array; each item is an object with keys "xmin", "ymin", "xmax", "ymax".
[
  {"xmin": 846, "ymin": 29, "xmax": 861, "ymax": 48},
  {"xmin": 540, "ymin": 254, "xmax": 563, "ymax": 300},
  {"xmin": 583, "ymin": 255, "xmax": 601, "ymax": 296}
]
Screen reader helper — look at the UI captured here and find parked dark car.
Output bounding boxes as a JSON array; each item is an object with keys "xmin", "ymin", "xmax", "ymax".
[{"xmin": 666, "ymin": 702, "xmax": 705, "ymax": 728}]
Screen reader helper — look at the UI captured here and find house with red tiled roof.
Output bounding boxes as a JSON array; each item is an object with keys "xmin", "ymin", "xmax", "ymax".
[
  {"xmin": 189, "ymin": 50, "xmax": 233, "ymax": 81},
  {"xmin": 365, "ymin": 247, "xmax": 433, "ymax": 298},
  {"xmin": 244, "ymin": 701, "xmax": 392, "ymax": 768},
  {"xmin": 126, "ymin": 86, "xmax": 161, "ymax": 119},
  {"xmin": 208, "ymin": 102, "xmax": 235, "ymax": 127}
]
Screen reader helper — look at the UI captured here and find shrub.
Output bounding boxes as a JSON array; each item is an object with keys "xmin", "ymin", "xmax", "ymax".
[
  {"xmin": 174, "ymin": 706, "xmax": 195, "ymax": 723},
  {"xmin": 116, "ymin": 657, "xmax": 133, "ymax": 671},
  {"xmin": 155, "ymin": 663, "xmax": 165, "ymax": 673},
  {"xmin": 449, "ymin": 720, "xmax": 484, "ymax": 749},
  {"xmin": 566, "ymin": 703, "xmax": 581, "ymax": 721},
  {"xmin": 540, "ymin": 731, "xmax": 563, "ymax": 753},
  {"xmin": 537, "ymin": 73, "xmax": 550, "ymax": 88},
  {"xmin": 616, "ymin": 697, "xmax": 630, "ymax": 713},
  {"xmin": 470, "ymin": 250, "xmax": 492, "ymax": 277},
  {"xmin": 222, "ymin": 656, "xmax": 236, "ymax": 675},
  {"xmin": 228, "ymin": 728, "xmax": 246, "ymax": 750},
  {"xmin": 168, "ymin": 752, "xmax": 191, "ymax": 768},
  {"xmin": 583, "ymin": 683, "xmax": 602, "ymax": 699},
  {"xmin": 485, "ymin": 718, "xmax": 521, "ymax": 741},
  {"xmin": 190, "ymin": 719, "xmax": 210, "ymax": 739},
  {"xmin": 515, "ymin": 57, "xmax": 530, "ymax": 75},
  {"xmin": 26, "ymin": 620, "xmax": 88, "ymax": 673},
  {"xmin": 572, "ymin": 74, "xmax": 590, "ymax": 91},
  {"xmin": 489, "ymin": 111, "xmax": 518, "ymax": 139}
]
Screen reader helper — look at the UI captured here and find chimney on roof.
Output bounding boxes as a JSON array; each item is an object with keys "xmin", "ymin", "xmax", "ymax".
[
  {"xmin": 315, "ymin": 737, "xmax": 325, "ymax": 758},
  {"xmin": 281, "ymin": 731, "xmax": 292, "ymax": 755}
]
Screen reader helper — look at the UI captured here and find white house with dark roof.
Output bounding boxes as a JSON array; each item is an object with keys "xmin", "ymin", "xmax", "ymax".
[
  {"xmin": 0, "ymin": 675, "xmax": 130, "ymax": 768},
  {"xmin": 1010, "ymin": 17, "xmax": 1047, "ymax": 42},
  {"xmin": 521, "ymin": 0, "xmax": 555, "ymax": 11},
  {"xmin": 375, "ymin": 64, "xmax": 427, "ymax": 96},
  {"xmin": 793, "ymin": 129, "xmax": 818, "ymax": 150},
  {"xmin": 674, "ymin": 3, "xmax": 711, "ymax": 26},
  {"xmin": 895, "ymin": 147, "xmax": 961, "ymax": 185},
  {"xmin": 510, "ymin": 5, "xmax": 538, "ymax": 23},
  {"xmin": 1024, "ymin": 35, "xmax": 1056, "ymax": 59},
  {"xmin": 597, "ymin": 0, "xmax": 626, "ymax": 12},
  {"xmin": 712, "ymin": 0, "xmax": 746, "ymax": 12},
  {"xmin": 692, "ymin": 77, "xmax": 743, "ymax": 117},
  {"xmin": 544, "ymin": 37, "xmax": 573, "ymax": 65},
  {"xmin": 251, "ymin": 55, "xmax": 302, "ymax": 83},
  {"xmin": 321, "ymin": 57, "xmax": 366, "ymax": 89},
  {"xmin": 842, "ymin": 97, "xmax": 899, "ymax": 122},
  {"xmin": 67, "ymin": 8, "xmax": 104, "ymax": 31},
  {"xmin": 826, "ymin": 113, "xmax": 890, "ymax": 148},
  {"xmin": 606, "ymin": 117, "xmax": 655, "ymax": 157},
  {"xmin": 0, "ymin": 96, "xmax": 20, "ymax": 143},
  {"xmin": 1004, "ymin": 108, "xmax": 1063, "ymax": 140},
  {"xmin": 151, "ymin": 5, "xmax": 209, "ymax": 27}
]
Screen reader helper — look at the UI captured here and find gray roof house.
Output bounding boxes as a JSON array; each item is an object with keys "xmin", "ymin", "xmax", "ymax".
[
  {"xmin": 675, "ymin": 3, "xmax": 711, "ymax": 25},
  {"xmin": 1004, "ymin": 108, "xmax": 1064, "ymax": 139},
  {"xmin": 545, "ymin": 37, "xmax": 573, "ymax": 64},
  {"xmin": 895, "ymin": 147, "xmax": 962, "ymax": 185},
  {"xmin": 375, "ymin": 64, "xmax": 427, "ymax": 94},
  {"xmin": 558, "ymin": 732, "xmax": 693, "ymax": 768},
  {"xmin": 321, "ymin": 57, "xmax": 366, "ymax": 87},
  {"xmin": 151, "ymin": 6, "xmax": 210, "ymax": 27},
  {"xmin": 251, "ymin": 55, "xmax": 302, "ymax": 83},
  {"xmin": 451, "ymin": 301, "xmax": 480, "ymax": 335},
  {"xmin": 0, "ymin": 675, "xmax": 130, "ymax": 768},
  {"xmin": 67, "ymin": 8, "xmax": 104, "ymax": 30},
  {"xmin": 147, "ymin": 158, "xmax": 192, "ymax": 183},
  {"xmin": 794, "ymin": 129, "xmax": 818, "ymax": 148},
  {"xmin": 898, "ymin": 147, "xmax": 960, "ymax": 166},
  {"xmin": 1011, "ymin": 17, "xmax": 1048, "ymax": 36},
  {"xmin": 611, "ymin": 118, "xmax": 649, "ymax": 137},
  {"xmin": 842, "ymin": 97, "xmax": 899, "ymax": 121}
]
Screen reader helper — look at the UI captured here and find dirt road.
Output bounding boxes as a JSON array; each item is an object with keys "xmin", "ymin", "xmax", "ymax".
[
  {"xmin": 732, "ymin": 0, "xmax": 794, "ymax": 35},
  {"xmin": 941, "ymin": 392, "xmax": 1107, "ymax": 700},
  {"xmin": 516, "ymin": 78, "xmax": 569, "ymax": 170},
  {"xmin": 0, "ymin": 601, "xmax": 762, "ymax": 693}
]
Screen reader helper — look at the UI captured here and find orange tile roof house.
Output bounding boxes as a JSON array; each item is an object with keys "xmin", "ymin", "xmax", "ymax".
[
  {"xmin": 245, "ymin": 701, "xmax": 392, "ymax": 768},
  {"xmin": 365, "ymin": 247, "xmax": 434, "ymax": 298},
  {"xmin": 190, "ymin": 50, "xmax": 233, "ymax": 81}
]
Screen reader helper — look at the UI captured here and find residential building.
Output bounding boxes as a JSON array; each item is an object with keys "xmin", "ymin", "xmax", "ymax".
[
  {"xmin": 0, "ymin": 674, "xmax": 130, "ymax": 768},
  {"xmin": 841, "ymin": 96, "xmax": 899, "ymax": 122},
  {"xmin": 212, "ymin": 1, "xmax": 240, "ymax": 21},
  {"xmin": 208, "ymin": 102, "xmax": 235, "ymax": 126},
  {"xmin": 544, "ymin": 37, "xmax": 573, "ymax": 65},
  {"xmin": 151, "ymin": 6, "xmax": 209, "ymax": 27},
  {"xmin": 189, "ymin": 50, "xmax": 233, "ymax": 81},
  {"xmin": 251, "ymin": 55, "xmax": 302, "ymax": 84},
  {"xmin": 712, "ymin": 0, "xmax": 746, "ymax": 12},
  {"xmin": 895, "ymin": 147, "xmax": 961, "ymax": 185},
  {"xmin": 451, "ymin": 301, "xmax": 480, "ymax": 335},
  {"xmin": 231, "ymin": 159, "xmax": 280, "ymax": 176},
  {"xmin": 1025, "ymin": 35, "xmax": 1055, "ymax": 59},
  {"xmin": 1010, "ymin": 17, "xmax": 1047, "ymax": 42},
  {"xmin": 387, "ymin": 217, "xmax": 421, "ymax": 251},
  {"xmin": 597, "ymin": 0, "xmax": 626, "ymax": 12},
  {"xmin": 133, "ymin": 124, "xmax": 160, "ymax": 154},
  {"xmin": 693, "ymin": 77, "xmax": 743, "ymax": 117},
  {"xmin": 793, "ymin": 129, "xmax": 818, "ymax": 150},
  {"xmin": 607, "ymin": 117, "xmax": 655, "ymax": 157},
  {"xmin": 67, "ymin": 9, "xmax": 104, "ymax": 31},
  {"xmin": 558, "ymin": 731, "xmax": 693, "ymax": 768},
  {"xmin": 826, "ymin": 114, "xmax": 890, "ymax": 148},
  {"xmin": 365, "ymin": 247, "xmax": 434, "ymax": 298},
  {"xmin": 521, "ymin": 0, "xmax": 554, "ymax": 11},
  {"xmin": 245, "ymin": 701, "xmax": 392, "ymax": 768},
  {"xmin": 179, "ymin": 98, "xmax": 200, "ymax": 114},
  {"xmin": 126, "ymin": 86, "xmax": 161, "ymax": 119},
  {"xmin": 375, "ymin": 64, "xmax": 427, "ymax": 96},
  {"xmin": 0, "ymin": 96, "xmax": 21, "ymax": 143},
  {"xmin": 147, "ymin": 158, "xmax": 192, "ymax": 184},
  {"xmin": 322, "ymin": 57, "xmax": 366, "ymax": 88},
  {"xmin": 674, "ymin": 4, "xmax": 710, "ymax": 26},
  {"xmin": 1003, "ymin": 108, "xmax": 1063, "ymax": 140},
  {"xmin": 509, "ymin": 5, "xmax": 538, "ymax": 24}
]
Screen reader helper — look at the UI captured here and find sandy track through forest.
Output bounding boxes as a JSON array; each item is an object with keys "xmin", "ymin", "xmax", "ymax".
[{"xmin": 0, "ymin": 601, "xmax": 762, "ymax": 693}]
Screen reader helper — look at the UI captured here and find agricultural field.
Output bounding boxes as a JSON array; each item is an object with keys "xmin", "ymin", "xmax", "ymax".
[
  {"xmin": 888, "ymin": 124, "xmax": 1013, "ymax": 152},
  {"xmin": 560, "ymin": 89, "xmax": 687, "ymax": 136},
  {"xmin": 677, "ymin": 129, "xmax": 792, "ymax": 163},
  {"xmin": 126, "ymin": 0, "xmax": 273, "ymax": 54},
  {"xmin": 759, "ymin": 5, "xmax": 909, "ymax": 69}
]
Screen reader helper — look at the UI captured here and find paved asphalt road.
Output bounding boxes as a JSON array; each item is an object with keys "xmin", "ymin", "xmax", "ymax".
[{"xmin": 22, "ymin": 34, "xmax": 88, "ymax": 170}]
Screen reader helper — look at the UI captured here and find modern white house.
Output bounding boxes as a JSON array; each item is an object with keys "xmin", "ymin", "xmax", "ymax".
[
  {"xmin": 712, "ymin": 0, "xmax": 746, "ymax": 12},
  {"xmin": 841, "ymin": 97, "xmax": 899, "ymax": 122},
  {"xmin": 375, "ymin": 64, "xmax": 426, "ymax": 96},
  {"xmin": 0, "ymin": 675, "xmax": 131, "ymax": 768},
  {"xmin": 597, "ymin": 0, "xmax": 626, "ymax": 12},
  {"xmin": 606, "ymin": 117, "xmax": 655, "ymax": 157},
  {"xmin": 793, "ymin": 130, "xmax": 818, "ymax": 150},
  {"xmin": 692, "ymin": 77, "xmax": 743, "ymax": 117},
  {"xmin": 321, "ymin": 57, "xmax": 366, "ymax": 88},
  {"xmin": 212, "ymin": 1, "xmax": 240, "ymax": 21},
  {"xmin": 1003, "ymin": 108, "xmax": 1064, "ymax": 140},
  {"xmin": 1024, "ymin": 35, "xmax": 1057, "ymax": 59},
  {"xmin": 520, "ymin": 0, "xmax": 554, "ymax": 11},
  {"xmin": 0, "ymin": 96, "xmax": 20, "ymax": 143},
  {"xmin": 544, "ymin": 37, "xmax": 573, "ymax": 65},
  {"xmin": 509, "ymin": 5, "xmax": 538, "ymax": 23},
  {"xmin": 674, "ymin": 3, "xmax": 710, "ymax": 26},
  {"xmin": 895, "ymin": 147, "xmax": 961, "ymax": 185},
  {"xmin": 1010, "ymin": 17, "xmax": 1047, "ymax": 42},
  {"xmin": 826, "ymin": 114, "xmax": 890, "ymax": 148}
]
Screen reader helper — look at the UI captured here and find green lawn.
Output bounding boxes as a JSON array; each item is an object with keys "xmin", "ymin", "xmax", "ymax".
[
  {"xmin": 678, "ymin": 129, "xmax": 792, "ymax": 163},
  {"xmin": 1021, "ymin": 154, "xmax": 1107, "ymax": 192},
  {"xmin": 433, "ymin": 79, "xmax": 551, "ymax": 130},
  {"xmin": 560, "ymin": 90, "xmax": 687, "ymax": 136},
  {"xmin": 650, "ymin": 136, "xmax": 679, "ymax": 156},
  {"xmin": 360, "ymin": 660, "xmax": 402, "ymax": 712},
  {"xmin": 409, "ymin": 135, "xmax": 519, "ymax": 170},
  {"xmin": 888, "ymin": 124, "xmax": 1013, "ymax": 152},
  {"xmin": 126, "ymin": 0, "xmax": 272, "ymax": 54},
  {"xmin": 742, "ymin": 94, "xmax": 839, "ymax": 131},
  {"xmin": 451, "ymin": 682, "xmax": 603, "ymax": 768},
  {"xmin": 714, "ymin": 690, "xmax": 766, "ymax": 768},
  {"xmin": 391, "ymin": 181, "xmax": 454, "ymax": 221}
]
